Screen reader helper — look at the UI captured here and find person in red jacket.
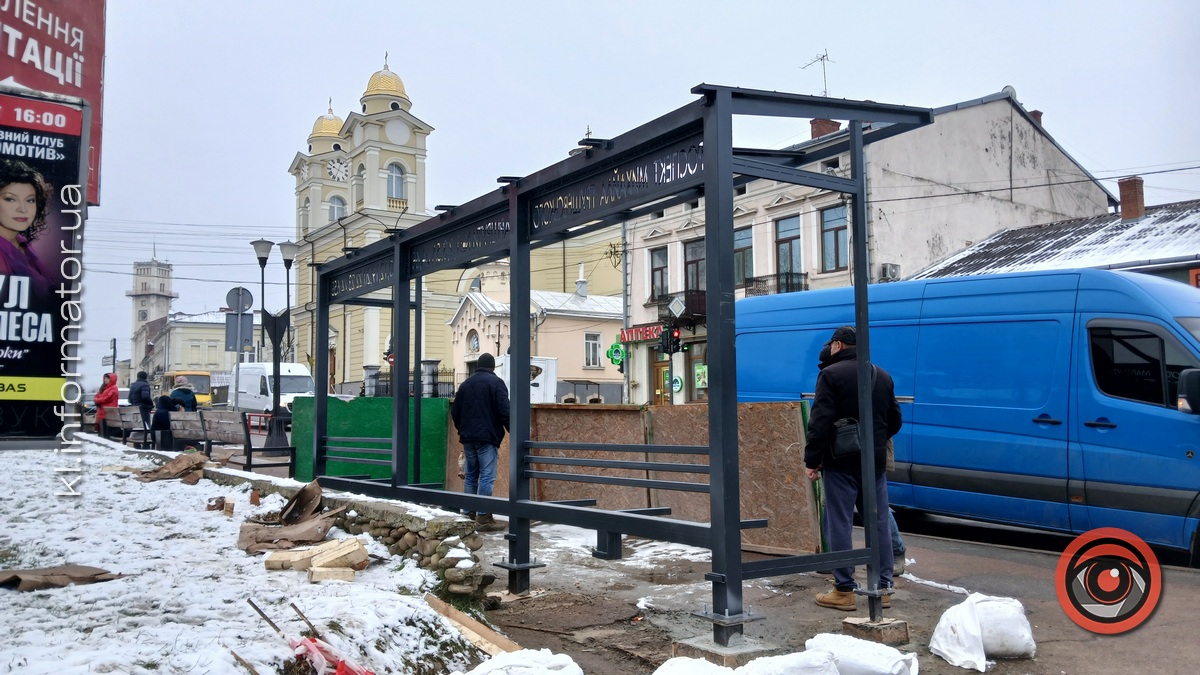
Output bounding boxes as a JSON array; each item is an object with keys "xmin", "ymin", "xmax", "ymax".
[{"xmin": 93, "ymin": 372, "xmax": 120, "ymax": 435}]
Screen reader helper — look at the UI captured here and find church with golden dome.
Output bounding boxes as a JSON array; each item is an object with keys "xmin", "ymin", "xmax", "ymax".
[
  {"xmin": 288, "ymin": 61, "xmax": 623, "ymax": 396},
  {"xmin": 287, "ymin": 60, "xmax": 450, "ymax": 394}
]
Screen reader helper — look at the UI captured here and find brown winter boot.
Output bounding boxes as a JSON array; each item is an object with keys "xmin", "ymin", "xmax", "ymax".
[
  {"xmin": 815, "ymin": 588, "xmax": 857, "ymax": 611},
  {"xmin": 475, "ymin": 514, "xmax": 506, "ymax": 533}
]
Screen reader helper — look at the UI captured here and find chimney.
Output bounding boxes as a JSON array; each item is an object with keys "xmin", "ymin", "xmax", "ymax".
[
  {"xmin": 1118, "ymin": 176, "xmax": 1145, "ymax": 221},
  {"xmin": 1028, "ymin": 110, "xmax": 1043, "ymax": 125},
  {"xmin": 575, "ymin": 262, "xmax": 587, "ymax": 297},
  {"xmin": 810, "ymin": 118, "xmax": 841, "ymax": 139}
]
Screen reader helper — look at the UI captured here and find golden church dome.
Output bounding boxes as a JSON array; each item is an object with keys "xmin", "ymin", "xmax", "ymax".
[
  {"xmin": 310, "ymin": 106, "xmax": 343, "ymax": 138},
  {"xmin": 364, "ymin": 64, "xmax": 407, "ymax": 99}
]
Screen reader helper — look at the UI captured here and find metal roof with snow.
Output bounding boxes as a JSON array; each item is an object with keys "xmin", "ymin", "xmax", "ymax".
[
  {"xmin": 911, "ymin": 199, "xmax": 1200, "ymax": 279},
  {"xmin": 447, "ymin": 290, "xmax": 622, "ymax": 326}
]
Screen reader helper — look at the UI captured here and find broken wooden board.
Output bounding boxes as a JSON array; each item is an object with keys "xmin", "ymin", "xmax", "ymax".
[
  {"xmin": 424, "ymin": 592, "xmax": 522, "ymax": 656},
  {"xmin": 237, "ymin": 506, "xmax": 347, "ymax": 554},
  {"xmin": 136, "ymin": 453, "xmax": 207, "ymax": 482},
  {"xmin": 0, "ymin": 564, "xmax": 125, "ymax": 592},
  {"xmin": 309, "ymin": 538, "xmax": 368, "ymax": 570},
  {"xmin": 264, "ymin": 539, "xmax": 343, "ymax": 570},
  {"xmin": 307, "ymin": 567, "xmax": 355, "ymax": 583}
]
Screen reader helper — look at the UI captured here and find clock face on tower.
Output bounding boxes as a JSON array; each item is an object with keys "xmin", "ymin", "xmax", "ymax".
[
  {"xmin": 327, "ymin": 157, "xmax": 350, "ymax": 181},
  {"xmin": 138, "ymin": 310, "xmax": 148, "ymax": 321},
  {"xmin": 300, "ymin": 163, "xmax": 309, "ymax": 180}
]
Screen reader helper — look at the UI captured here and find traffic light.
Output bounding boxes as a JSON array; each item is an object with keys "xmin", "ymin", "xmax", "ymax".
[
  {"xmin": 669, "ymin": 328, "xmax": 681, "ymax": 354},
  {"xmin": 659, "ymin": 330, "xmax": 671, "ymax": 354}
]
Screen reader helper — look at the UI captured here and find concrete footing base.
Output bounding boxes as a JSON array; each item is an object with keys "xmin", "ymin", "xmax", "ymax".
[
  {"xmin": 672, "ymin": 635, "xmax": 778, "ymax": 669},
  {"xmin": 842, "ymin": 616, "xmax": 910, "ymax": 645}
]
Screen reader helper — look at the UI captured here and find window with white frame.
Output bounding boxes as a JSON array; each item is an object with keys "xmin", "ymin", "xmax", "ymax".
[
  {"xmin": 821, "ymin": 204, "xmax": 849, "ymax": 272},
  {"xmin": 387, "ymin": 164, "xmax": 406, "ymax": 199},
  {"xmin": 584, "ymin": 332, "xmax": 602, "ymax": 368},
  {"xmin": 650, "ymin": 247, "xmax": 669, "ymax": 301},
  {"xmin": 733, "ymin": 227, "xmax": 753, "ymax": 287},
  {"xmin": 329, "ymin": 196, "xmax": 347, "ymax": 222}
]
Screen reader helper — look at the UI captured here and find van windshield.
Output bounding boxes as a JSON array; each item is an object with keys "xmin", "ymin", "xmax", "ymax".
[
  {"xmin": 280, "ymin": 375, "xmax": 315, "ymax": 394},
  {"xmin": 1179, "ymin": 317, "xmax": 1200, "ymax": 345}
]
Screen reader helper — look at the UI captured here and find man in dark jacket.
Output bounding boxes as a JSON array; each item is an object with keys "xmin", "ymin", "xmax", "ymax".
[
  {"xmin": 128, "ymin": 371, "xmax": 153, "ymax": 430},
  {"xmin": 805, "ymin": 325, "xmax": 903, "ymax": 611},
  {"xmin": 450, "ymin": 353, "xmax": 510, "ymax": 532}
]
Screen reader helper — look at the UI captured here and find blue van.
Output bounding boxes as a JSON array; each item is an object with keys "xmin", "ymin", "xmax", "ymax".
[{"xmin": 736, "ymin": 269, "xmax": 1200, "ymax": 561}]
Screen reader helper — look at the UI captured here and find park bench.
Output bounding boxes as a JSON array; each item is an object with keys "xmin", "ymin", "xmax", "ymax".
[
  {"xmin": 167, "ymin": 411, "xmax": 206, "ymax": 452},
  {"xmin": 101, "ymin": 406, "xmax": 150, "ymax": 447},
  {"xmin": 167, "ymin": 409, "xmax": 295, "ymax": 477}
]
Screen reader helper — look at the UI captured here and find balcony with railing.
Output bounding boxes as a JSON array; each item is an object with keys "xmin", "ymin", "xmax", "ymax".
[
  {"xmin": 653, "ymin": 289, "xmax": 707, "ymax": 323},
  {"xmin": 387, "ymin": 198, "xmax": 409, "ymax": 212},
  {"xmin": 744, "ymin": 272, "xmax": 809, "ymax": 297}
]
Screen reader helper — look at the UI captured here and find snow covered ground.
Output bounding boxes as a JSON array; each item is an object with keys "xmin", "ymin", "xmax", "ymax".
[{"xmin": 0, "ymin": 438, "xmax": 887, "ymax": 674}]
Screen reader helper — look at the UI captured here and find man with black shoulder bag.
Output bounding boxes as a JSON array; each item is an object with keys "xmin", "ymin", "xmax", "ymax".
[{"xmin": 805, "ymin": 325, "xmax": 903, "ymax": 611}]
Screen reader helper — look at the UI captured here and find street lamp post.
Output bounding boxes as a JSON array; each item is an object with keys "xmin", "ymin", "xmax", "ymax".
[
  {"xmin": 278, "ymin": 240, "xmax": 299, "ymax": 362},
  {"xmin": 250, "ymin": 239, "xmax": 273, "ymax": 362},
  {"xmin": 250, "ymin": 239, "xmax": 291, "ymax": 449}
]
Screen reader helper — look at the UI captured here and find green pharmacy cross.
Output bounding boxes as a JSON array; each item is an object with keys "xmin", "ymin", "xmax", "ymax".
[{"xmin": 606, "ymin": 342, "xmax": 625, "ymax": 365}]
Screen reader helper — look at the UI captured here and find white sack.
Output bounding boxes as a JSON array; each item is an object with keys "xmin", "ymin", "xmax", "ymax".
[
  {"xmin": 930, "ymin": 593, "xmax": 1036, "ymax": 671},
  {"xmin": 974, "ymin": 595, "xmax": 1036, "ymax": 659},
  {"xmin": 805, "ymin": 633, "xmax": 919, "ymax": 675},
  {"xmin": 739, "ymin": 650, "xmax": 839, "ymax": 675}
]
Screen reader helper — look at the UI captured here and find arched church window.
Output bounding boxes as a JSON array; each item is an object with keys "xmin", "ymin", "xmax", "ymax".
[
  {"xmin": 329, "ymin": 196, "xmax": 347, "ymax": 222},
  {"xmin": 387, "ymin": 164, "xmax": 406, "ymax": 199}
]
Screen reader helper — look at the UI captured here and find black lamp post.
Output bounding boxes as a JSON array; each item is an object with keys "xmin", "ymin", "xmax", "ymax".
[
  {"xmin": 250, "ymin": 238, "xmax": 273, "ymax": 361},
  {"xmin": 278, "ymin": 240, "xmax": 299, "ymax": 362},
  {"xmin": 250, "ymin": 239, "xmax": 291, "ymax": 449}
]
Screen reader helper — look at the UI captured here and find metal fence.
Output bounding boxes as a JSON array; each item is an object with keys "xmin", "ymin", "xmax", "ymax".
[
  {"xmin": 745, "ymin": 272, "xmax": 809, "ymax": 296},
  {"xmin": 369, "ymin": 368, "xmax": 457, "ymax": 398}
]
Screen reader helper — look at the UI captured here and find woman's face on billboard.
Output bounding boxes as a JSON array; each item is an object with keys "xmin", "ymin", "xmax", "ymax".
[{"xmin": 0, "ymin": 182, "xmax": 37, "ymax": 240}]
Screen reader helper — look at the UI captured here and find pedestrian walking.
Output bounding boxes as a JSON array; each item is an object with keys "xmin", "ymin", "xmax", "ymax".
[
  {"xmin": 806, "ymin": 325, "xmax": 902, "ymax": 611},
  {"xmin": 93, "ymin": 372, "xmax": 119, "ymax": 436},
  {"xmin": 450, "ymin": 353, "xmax": 509, "ymax": 533}
]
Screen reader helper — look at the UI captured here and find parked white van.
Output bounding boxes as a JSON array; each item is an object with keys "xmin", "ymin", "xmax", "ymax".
[{"xmin": 231, "ymin": 363, "xmax": 316, "ymax": 413}]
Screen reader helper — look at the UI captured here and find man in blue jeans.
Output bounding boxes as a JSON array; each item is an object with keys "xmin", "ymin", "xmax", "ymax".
[
  {"xmin": 806, "ymin": 326, "xmax": 903, "ymax": 610},
  {"xmin": 451, "ymin": 353, "xmax": 510, "ymax": 532}
]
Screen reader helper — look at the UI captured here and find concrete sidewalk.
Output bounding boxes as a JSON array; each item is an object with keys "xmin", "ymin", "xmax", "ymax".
[{"xmin": 479, "ymin": 522, "xmax": 1200, "ymax": 673}]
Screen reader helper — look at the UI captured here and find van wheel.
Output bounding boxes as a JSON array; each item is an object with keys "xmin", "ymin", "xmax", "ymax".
[{"xmin": 1190, "ymin": 529, "xmax": 1200, "ymax": 569}]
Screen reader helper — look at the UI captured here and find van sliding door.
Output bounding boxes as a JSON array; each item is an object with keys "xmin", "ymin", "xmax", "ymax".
[{"xmin": 912, "ymin": 275, "xmax": 1076, "ymax": 531}]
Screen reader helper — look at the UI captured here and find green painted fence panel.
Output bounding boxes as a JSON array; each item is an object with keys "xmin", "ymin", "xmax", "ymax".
[{"xmin": 291, "ymin": 397, "xmax": 448, "ymax": 484}]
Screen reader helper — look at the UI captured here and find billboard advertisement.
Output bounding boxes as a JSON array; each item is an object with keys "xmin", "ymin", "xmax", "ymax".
[
  {"xmin": 0, "ymin": 87, "xmax": 89, "ymax": 438},
  {"xmin": 0, "ymin": 0, "xmax": 106, "ymax": 204}
]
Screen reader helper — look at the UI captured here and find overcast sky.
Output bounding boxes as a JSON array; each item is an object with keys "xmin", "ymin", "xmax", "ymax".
[{"xmin": 80, "ymin": 0, "xmax": 1200, "ymax": 383}]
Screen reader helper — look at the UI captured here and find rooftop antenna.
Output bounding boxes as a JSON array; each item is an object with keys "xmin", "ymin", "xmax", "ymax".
[{"xmin": 801, "ymin": 49, "xmax": 834, "ymax": 97}]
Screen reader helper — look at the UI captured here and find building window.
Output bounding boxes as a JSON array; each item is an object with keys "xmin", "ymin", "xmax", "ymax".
[
  {"xmin": 733, "ymin": 227, "xmax": 753, "ymax": 287},
  {"xmin": 584, "ymin": 332, "xmax": 601, "ymax": 368},
  {"xmin": 650, "ymin": 247, "xmax": 668, "ymax": 300},
  {"xmin": 735, "ymin": 185, "xmax": 747, "ymax": 196},
  {"xmin": 685, "ymin": 239, "xmax": 706, "ymax": 292},
  {"xmin": 776, "ymin": 215, "xmax": 802, "ymax": 277},
  {"xmin": 688, "ymin": 341, "xmax": 708, "ymax": 402},
  {"xmin": 329, "ymin": 196, "xmax": 347, "ymax": 222},
  {"xmin": 821, "ymin": 204, "xmax": 849, "ymax": 272},
  {"xmin": 387, "ymin": 164, "xmax": 406, "ymax": 199}
]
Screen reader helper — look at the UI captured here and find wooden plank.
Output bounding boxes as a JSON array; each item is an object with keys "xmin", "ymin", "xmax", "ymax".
[
  {"xmin": 309, "ymin": 538, "xmax": 368, "ymax": 570},
  {"xmin": 424, "ymin": 593, "xmax": 522, "ymax": 656},
  {"xmin": 263, "ymin": 539, "xmax": 343, "ymax": 570},
  {"xmin": 307, "ymin": 567, "xmax": 355, "ymax": 582}
]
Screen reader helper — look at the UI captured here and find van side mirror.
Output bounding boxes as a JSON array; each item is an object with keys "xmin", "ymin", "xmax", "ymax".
[{"xmin": 1179, "ymin": 369, "xmax": 1200, "ymax": 414}]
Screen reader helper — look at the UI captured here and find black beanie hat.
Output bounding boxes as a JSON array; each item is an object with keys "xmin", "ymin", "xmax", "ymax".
[
  {"xmin": 831, "ymin": 325, "xmax": 857, "ymax": 345},
  {"xmin": 477, "ymin": 352, "xmax": 496, "ymax": 370}
]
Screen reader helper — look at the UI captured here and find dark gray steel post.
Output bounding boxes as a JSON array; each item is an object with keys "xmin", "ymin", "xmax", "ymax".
[
  {"xmin": 314, "ymin": 271, "xmax": 330, "ymax": 477},
  {"xmin": 393, "ymin": 257, "xmax": 411, "ymax": 488},
  {"xmin": 412, "ymin": 275, "xmax": 423, "ymax": 482},
  {"xmin": 505, "ymin": 182, "xmax": 535, "ymax": 595},
  {"xmin": 702, "ymin": 87, "xmax": 745, "ymax": 646},
  {"xmin": 849, "ymin": 120, "xmax": 883, "ymax": 620}
]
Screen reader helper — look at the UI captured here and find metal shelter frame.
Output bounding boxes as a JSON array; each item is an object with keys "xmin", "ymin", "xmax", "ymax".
[{"xmin": 312, "ymin": 84, "xmax": 933, "ymax": 646}]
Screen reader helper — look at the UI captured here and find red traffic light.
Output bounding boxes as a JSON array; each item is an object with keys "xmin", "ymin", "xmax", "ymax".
[{"xmin": 671, "ymin": 329, "xmax": 680, "ymax": 338}]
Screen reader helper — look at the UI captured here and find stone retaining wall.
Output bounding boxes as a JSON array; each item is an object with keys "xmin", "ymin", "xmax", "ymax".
[{"xmin": 204, "ymin": 467, "xmax": 492, "ymax": 598}]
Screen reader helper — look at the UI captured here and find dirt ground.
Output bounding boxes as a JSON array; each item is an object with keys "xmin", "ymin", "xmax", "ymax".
[{"xmin": 475, "ymin": 522, "xmax": 1200, "ymax": 674}]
